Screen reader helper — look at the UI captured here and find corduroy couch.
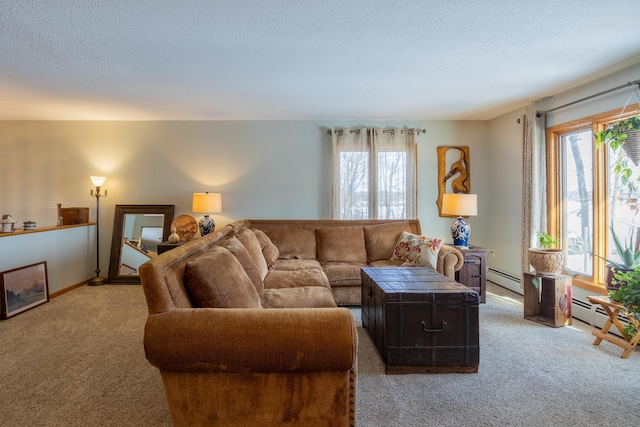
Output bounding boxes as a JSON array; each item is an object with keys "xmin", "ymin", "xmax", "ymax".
[
  {"xmin": 139, "ymin": 218, "xmax": 463, "ymax": 426},
  {"xmin": 245, "ymin": 219, "xmax": 464, "ymax": 305}
]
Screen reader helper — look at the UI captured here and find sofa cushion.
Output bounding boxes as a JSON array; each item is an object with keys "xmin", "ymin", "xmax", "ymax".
[
  {"xmin": 265, "ymin": 227, "xmax": 317, "ymax": 260},
  {"xmin": 320, "ymin": 261, "xmax": 368, "ymax": 287},
  {"xmin": 236, "ymin": 228, "xmax": 269, "ymax": 280},
  {"xmin": 220, "ymin": 237, "xmax": 264, "ymax": 296},
  {"xmin": 364, "ymin": 221, "xmax": 411, "ymax": 262},
  {"xmin": 184, "ymin": 246, "xmax": 262, "ymax": 308},
  {"xmin": 252, "ymin": 228, "xmax": 279, "ymax": 269},
  {"xmin": 273, "ymin": 259, "xmax": 323, "ymax": 271},
  {"xmin": 262, "ymin": 287, "xmax": 337, "ymax": 308},
  {"xmin": 402, "ymin": 237, "xmax": 442, "ymax": 270},
  {"xmin": 263, "ymin": 268, "xmax": 331, "ymax": 289},
  {"xmin": 316, "ymin": 226, "xmax": 367, "ymax": 263}
]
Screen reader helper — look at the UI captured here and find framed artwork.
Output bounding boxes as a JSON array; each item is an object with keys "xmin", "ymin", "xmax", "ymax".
[
  {"xmin": 0, "ymin": 261, "xmax": 49, "ymax": 319},
  {"xmin": 437, "ymin": 146, "xmax": 471, "ymax": 216}
]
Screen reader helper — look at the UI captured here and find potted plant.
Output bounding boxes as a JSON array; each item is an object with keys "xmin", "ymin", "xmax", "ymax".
[
  {"xmin": 608, "ymin": 266, "xmax": 640, "ymax": 339},
  {"xmin": 595, "ymin": 115, "xmax": 640, "ymax": 193},
  {"xmin": 528, "ymin": 231, "xmax": 564, "ymax": 275},
  {"xmin": 592, "ymin": 225, "xmax": 640, "ymax": 290}
]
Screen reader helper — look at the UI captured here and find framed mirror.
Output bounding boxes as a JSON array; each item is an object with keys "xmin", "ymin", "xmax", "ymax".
[{"xmin": 108, "ymin": 204, "xmax": 175, "ymax": 284}]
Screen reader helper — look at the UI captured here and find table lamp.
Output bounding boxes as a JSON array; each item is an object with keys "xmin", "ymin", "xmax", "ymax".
[
  {"xmin": 192, "ymin": 192, "xmax": 222, "ymax": 236},
  {"xmin": 441, "ymin": 193, "xmax": 477, "ymax": 248}
]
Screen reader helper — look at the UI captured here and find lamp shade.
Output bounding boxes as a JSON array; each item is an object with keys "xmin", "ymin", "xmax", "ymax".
[
  {"xmin": 90, "ymin": 176, "xmax": 106, "ymax": 187},
  {"xmin": 192, "ymin": 192, "xmax": 222, "ymax": 214},
  {"xmin": 441, "ymin": 193, "xmax": 477, "ymax": 216}
]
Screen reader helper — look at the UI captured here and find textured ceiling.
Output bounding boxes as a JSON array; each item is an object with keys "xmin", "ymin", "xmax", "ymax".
[{"xmin": 2, "ymin": 0, "xmax": 640, "ymax": 121}]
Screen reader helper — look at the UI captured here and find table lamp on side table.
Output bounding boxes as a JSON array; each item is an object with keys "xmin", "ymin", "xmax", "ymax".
[
  {"xmin": 441, "ymin": 193, "xmax": 477, "ymax": 248},
  {"xmin": 192, "ymin": 192, "xmax": 222, "ymax": 236}
]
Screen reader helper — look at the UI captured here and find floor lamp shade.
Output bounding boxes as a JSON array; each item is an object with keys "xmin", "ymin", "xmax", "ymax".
[
  {"xmin": 192, "ymin": 192, "xmax": 222, "ymax": 236},
  {"xmin": 441, "ymin": 193, "xmax": 477, "ymax": 247},
  {"xmin": 90, "ymin": 176, "xmax": 106, "ymax": 187}
]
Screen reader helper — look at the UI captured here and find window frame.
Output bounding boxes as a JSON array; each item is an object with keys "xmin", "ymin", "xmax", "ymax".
[{"xmin": 547, "ymin": 106, "xmax": 640, "ymax": 293}]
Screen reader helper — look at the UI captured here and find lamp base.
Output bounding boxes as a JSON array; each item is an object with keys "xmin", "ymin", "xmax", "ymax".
[
  {"xmin": 88, "ymin": 276, "xmax": 107, "ymax": 286},
  {"xmin": 450, "ymin": 216, "xmax": 471, "ymax": 248},
  {"xmin": 198, "ymin": 214, "xmax": 216, "ymax": 236}
]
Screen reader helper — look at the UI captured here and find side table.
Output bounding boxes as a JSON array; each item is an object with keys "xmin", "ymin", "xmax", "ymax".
[
  {"xmin": 454, "ymin": 245, "xmax": 489, "ymax": 303},
  {"xmin": 523, "ymin": 272, "xmax": 572, "ymax": 327},
  {"xmin": 587, "ymin": 295, "xmax": 640, "ymax": 359},
  {"xmin": 157, "ymin": 241, "xmax": 186, "ymax": 255}
]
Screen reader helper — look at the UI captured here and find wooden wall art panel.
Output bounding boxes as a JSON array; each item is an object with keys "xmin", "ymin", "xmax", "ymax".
[{"xmin": 437, "ymin": 146, "xmax": 470, "ymax": 216}]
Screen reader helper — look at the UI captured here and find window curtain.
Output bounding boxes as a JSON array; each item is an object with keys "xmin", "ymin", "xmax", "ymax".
[
  {"xmin": 331, "ymin": 128, "xmax": 369, "ymax": 219},
  {"xmin": 521, "ymin": 104, "xmax": 547, "ymax": 272},
  {"xmin": 371, "ymin": 128, "xmax": 417, "ymax": 219},
  {"xmin": 331, "ymin": 128, "xmax": 418, "ymax": 219}
]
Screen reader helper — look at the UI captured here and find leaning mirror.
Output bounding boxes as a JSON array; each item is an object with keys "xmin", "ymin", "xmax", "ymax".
[{"xmin": 108, "ymin": 204, "xmax": 175, "ymax": 284}]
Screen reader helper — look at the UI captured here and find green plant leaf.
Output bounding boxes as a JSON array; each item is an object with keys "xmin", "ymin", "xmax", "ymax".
[{"xmin": 532, "ymin": 277, "xmax": 540, "ymax": 289}]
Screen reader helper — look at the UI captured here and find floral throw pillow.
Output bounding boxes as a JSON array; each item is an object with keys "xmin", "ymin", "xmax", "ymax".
[
  {"xmin": 402, "ymin": 237, "xmax": 442, "ymax": 270},
  {"xmin": 391, "ymin": 231, "xmax": 422, "ymax": 261}
]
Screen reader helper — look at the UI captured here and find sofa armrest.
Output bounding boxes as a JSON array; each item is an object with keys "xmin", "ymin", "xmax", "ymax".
[
  {"xmin": 144, "ymin": 307, "xmax": 358, "ymax": 374},
  {"xmin": 437, "ymin": 244, "xmax": 464, "ymax": 279}
]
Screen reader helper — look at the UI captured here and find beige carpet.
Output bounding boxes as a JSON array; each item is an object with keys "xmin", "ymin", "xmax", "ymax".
[{"xmin": 0, "ymin": 282, "xmax": 637, "ymax": 426}]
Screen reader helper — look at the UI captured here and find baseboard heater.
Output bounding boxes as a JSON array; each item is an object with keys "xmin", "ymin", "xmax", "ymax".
[{"xmin": 487, "ymin": 268, "xmax": 522, "ymax": 294}]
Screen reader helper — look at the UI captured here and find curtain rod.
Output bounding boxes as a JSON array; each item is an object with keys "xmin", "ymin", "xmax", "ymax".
[
  {"xmin": 326, "ymin": 128, "xmax": 426, "ymax": 135},
  {"xmin": 537, "ymin": 79, "xmax": 640, "ymax": 117}
]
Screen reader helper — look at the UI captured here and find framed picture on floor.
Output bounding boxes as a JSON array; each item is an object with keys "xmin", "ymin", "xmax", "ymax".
[{"xmin": 0, "ymin": 261, "xmax": 49, "ymax": 319}]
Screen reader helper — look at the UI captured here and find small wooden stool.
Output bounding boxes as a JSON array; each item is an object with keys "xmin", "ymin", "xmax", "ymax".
[{"xmin": 587, "ymin": 295, "xmax": 640, "ymax": 359}]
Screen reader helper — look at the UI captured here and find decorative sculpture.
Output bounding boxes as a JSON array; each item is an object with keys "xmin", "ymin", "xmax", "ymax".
[{"xmin": 437, "ymin": 146, "xmax": 471, "ymax": 216}]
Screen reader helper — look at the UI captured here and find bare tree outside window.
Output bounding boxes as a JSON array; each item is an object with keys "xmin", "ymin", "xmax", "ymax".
[
  {"xmin": 377, "ymin": 151, "xmax": 407, "ymax": 219},
  {"xmin": 563, "ymin": 130, "xmax": 593, "ymax": 275},
  {"xmin": 339, "ymin": 151, "xmax": 369, "ymax": 219}
]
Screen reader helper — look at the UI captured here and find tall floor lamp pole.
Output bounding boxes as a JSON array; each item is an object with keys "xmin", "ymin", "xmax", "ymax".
[{"xmin": 88, "ymin": 176, "xmax": 108, "ymax": 286}]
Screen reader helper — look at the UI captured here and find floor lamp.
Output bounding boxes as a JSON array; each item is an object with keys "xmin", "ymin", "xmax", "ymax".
[{"xmin": 88, "ymin": 176, "xmax": 108, "ymax": 286}]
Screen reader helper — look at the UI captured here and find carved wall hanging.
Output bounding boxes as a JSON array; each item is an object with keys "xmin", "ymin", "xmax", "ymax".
[{"xmin": 437, "ymin": 146, "xmax": 470, "ymax": 216}]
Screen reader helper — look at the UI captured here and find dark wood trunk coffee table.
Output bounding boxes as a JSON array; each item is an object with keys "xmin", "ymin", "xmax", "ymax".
[{"xmin": 361, "ymin": 266, "xmax": 479, "ymax": 374}]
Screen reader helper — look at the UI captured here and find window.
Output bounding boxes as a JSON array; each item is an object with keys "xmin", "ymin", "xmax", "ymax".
[
  {"xmin": 561, "ymin": 129, "xmax": 593, "ymax": 276},
  {"xmin": 548, "ymin": 108, "xmax": 640, "ymax": 289},
  {"xmin": 331, "ymin": 128, "xmax": 417, "ymax": 220}
]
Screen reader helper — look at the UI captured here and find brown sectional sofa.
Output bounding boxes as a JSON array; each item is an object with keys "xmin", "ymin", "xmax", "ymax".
[
  {"xmin": 246, "ymin": 219, "xmax": 464, "ymax": 305},
  {"xmin": 139, "ymin": 218, "xmax": 463, "ymax": 426}
]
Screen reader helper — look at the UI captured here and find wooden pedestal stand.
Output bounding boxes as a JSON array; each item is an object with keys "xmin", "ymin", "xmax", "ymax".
[{"xmin": 523, "ymin": 272, "xmax": 572, "ymax": 327}]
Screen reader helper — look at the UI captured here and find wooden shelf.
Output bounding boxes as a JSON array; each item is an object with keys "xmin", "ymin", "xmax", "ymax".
[{"xmin": 0, "ymin": 223, "xmax": 95, "ymax": 238}]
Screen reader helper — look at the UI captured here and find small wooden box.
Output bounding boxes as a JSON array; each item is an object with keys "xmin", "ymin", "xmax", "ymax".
[
  {"xmin": 60, "ymin": 207, "xmax": 89, "ymax": 225},
  {"xmin": 523, "ymin": 272, "xmax": 572, "ymax": 327}
]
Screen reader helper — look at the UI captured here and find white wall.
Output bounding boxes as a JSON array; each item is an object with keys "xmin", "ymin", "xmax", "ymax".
[
  {"xmin": 545, "ymin": 63, "xmax": 640, "ymax": 127},
  {"xmin": 0, "ymin": 226, "xmax": 94, "ymax": 294},
  {"xmin": 0, "ymin": 119, "xmax": 487, "ymax": 292},
  {"xmin": 484, "ymin": 108, "xmax": 525, "ymax": 292}
]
